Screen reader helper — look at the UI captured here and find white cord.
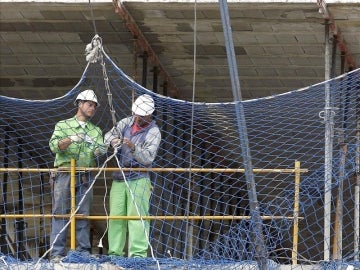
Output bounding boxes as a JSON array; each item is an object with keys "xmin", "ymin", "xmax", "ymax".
[
  {"xmin": 34, "ymin": 152, "xmax": 117, "ymax": 268},
  {"xmin": 97, "ymin": 167, "xmax": 110, "ymax": 248},
  {"xmin": 0, "ymin": 255, "xmax": 8, "ymax": 266},
  {"xmin": 114, "ymin": 152, "xmax": 161, "ymax": 270}
]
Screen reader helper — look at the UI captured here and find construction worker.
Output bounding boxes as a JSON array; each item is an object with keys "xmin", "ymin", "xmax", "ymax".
[
  {"xmin": 49, "ymin": 89, "xmax": 106, "ymax": 262},
  {"xmin": 104, "ymin": 94, "xmax": 161, "ymax": 257}
]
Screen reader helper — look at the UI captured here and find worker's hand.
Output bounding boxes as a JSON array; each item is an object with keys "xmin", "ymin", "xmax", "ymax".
[
  {"xmin": 111, "ymin": 138, "xmax": 121, "ymax": 148},
  {"xmin": 83, "ymin": 134, "xmax": 95, "ymax": 144},
  {"xmin": 69, "ymin": 133, "xmax": 85, "ymax": 143},
  {"xmin": 123, "ymin": 137, "xmax": 135, "ymax": 152},
  {"xmin": 94, "ymin": 144, "xmax": 108, "ymax": 156},
  {"xmin": 94, "ymin": 148, "xmax": 101, "ymax": 156}
]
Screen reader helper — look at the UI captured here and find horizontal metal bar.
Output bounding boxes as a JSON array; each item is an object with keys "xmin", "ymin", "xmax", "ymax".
[
  {"xmin": 0, "ymin": 214, "xmax": 303, "ymax": 220},
  {"xmin": 0, "ymin": 167, "xmax": 308, "ymax": 173}
]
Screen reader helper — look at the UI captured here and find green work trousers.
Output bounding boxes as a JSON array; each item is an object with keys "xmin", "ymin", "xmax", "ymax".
[{"xmin": 108, "ymin": 178, "xmax": 152, "ymax": 257}]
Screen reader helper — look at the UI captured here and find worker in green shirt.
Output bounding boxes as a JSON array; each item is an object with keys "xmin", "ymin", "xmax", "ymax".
[{"xmin": 48, "ymin": 89, "xmax": 106, "ymax": 262}]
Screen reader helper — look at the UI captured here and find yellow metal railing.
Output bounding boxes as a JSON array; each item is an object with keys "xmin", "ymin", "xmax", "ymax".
[
  {"xmin": 70, "ymin": 158, "xmax": 76, "ymax": 250},
  {"xmin": 292, "ymin": 160, "xmax": 301, "ymax": 265},
  {"xmin": 1, "ymin": 160, "xmax": 307, "ymax": 264}
]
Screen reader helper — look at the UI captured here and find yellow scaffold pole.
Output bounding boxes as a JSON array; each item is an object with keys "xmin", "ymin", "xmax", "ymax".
[
  {"xmin": 292, "ymin": 160, "xmax": 301, "ymax": 265},
  {"xmin": 70, "ymin": 158, "xmax": 76, "ymax": 250}
]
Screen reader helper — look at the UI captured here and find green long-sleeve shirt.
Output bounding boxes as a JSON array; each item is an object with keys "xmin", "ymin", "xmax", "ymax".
[{"xmin": 49, "ymin": 116, "xmax": 106, "ymax": 167}]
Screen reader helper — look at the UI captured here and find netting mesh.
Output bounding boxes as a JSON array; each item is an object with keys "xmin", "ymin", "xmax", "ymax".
[{"xmin": 0, "ymin": 46, "xmax": 359, "ymax": 270}]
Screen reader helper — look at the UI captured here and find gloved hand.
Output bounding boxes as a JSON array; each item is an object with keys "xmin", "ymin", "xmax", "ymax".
[
  {"xmin": 94, "ymin": 148, "xmax": 101, "ymax": 156},
  {"xmin": 111, "ymin": 138, "xmax": 122, "ymax": 148},
  {"xmin": 83, "ymin": 134, "xmax": 94, "ymax": 144},
  {"xmin": 69, "ymin": 133, "xmax": 85, "ymax": 143},
  {"xmin": 94, "ymin": 144, "xmax": 108, "ymax": 156},
  {"xmin": 104, "ymin": 128, "xmax": 120, "ymax": 146}
]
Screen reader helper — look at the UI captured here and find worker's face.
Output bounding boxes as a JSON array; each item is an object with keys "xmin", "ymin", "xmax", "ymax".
[
  {"xmin": 134, "ymin": 114, "xmax": 152, "ymax": 127},
  {"xmin": 79, "ymin": 100, "xmax": 97, "ymax": 118}
]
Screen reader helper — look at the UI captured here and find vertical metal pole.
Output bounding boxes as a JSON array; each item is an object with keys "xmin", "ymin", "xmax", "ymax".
[
  {"xmin": 1, "ymin": 126, "xmax": 10, "ymax": 254},
  {"xmin": 355, "ymin": 90, "xmax": 360, "ymax": 261},
  {"xmin": 162, "ymin": 81, "xmax": 168, "ymax": 97},
  {"xmin": 39, "ymin": 171, "xmax": 46, "ymax": 257},
  {"xmin": 292, "ymin": 161, "xmax": 301, "ymax": 265},
  {"xmin": 331, "ymin": 35, "xmax": 337, "ymax": 78},
  {"xmin": 184, "ymin": 1, "xmax": 198, "ymax": 259},
  {"xmin": 142, "ymin": 51, "xmax": 148, "ymax": 87},
  {"xmin": 333, "ymin": 144, "xmax": 346, "ymax": 260},
  {"xmin": 161, "ymin": 81, "xmax": 168, "ymax": 255},
  {"xmin": 340, "ymin": 51, "xmax": 345, "ymax": 75},
  {"xmin": 172, "ymin": 116, "xmax": 179, "ymax": 257},
  {"xmin": 133, "ymin": 36, "xmax": 138, "ymax": 82},
  {"xmin": 180, "ymin": 121, "xmax": 188, "ymax": 259},
  {"xmin": 153, "ymin": 66, "xmax": 158, "ymax": 93},
  {"xmin": 323, "ymin": 19, "xmax": 334, "ymax": 261},
  {"xmin": 16, "ymin": 138, "xmax": 24, "ymax": 259},
  {"xmin": 332, "ymin": 72, "xmax": 349, "ymax": 260},
  {"xmin": 218, "ymin": 0, "xmax": 267, "ymax": 268},
  {"xmin": 70, "ymin": 159, "xmax": 76, "ymax": 250}
]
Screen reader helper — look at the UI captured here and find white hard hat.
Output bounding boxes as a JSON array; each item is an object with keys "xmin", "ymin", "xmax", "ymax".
[
  {"xmin": 132, "ymin": 94, "xmax": 155, "ymax": 116},
  {"xmin": 74, "ymin": 89, "xmax": 99, "ymax": 106}
]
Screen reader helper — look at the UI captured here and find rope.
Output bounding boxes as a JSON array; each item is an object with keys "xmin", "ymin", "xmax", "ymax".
[
  {"xmin": 88, "ymin": 0, "xmax": 98, "ymax": 35},
  {"xmin": 85, "ymin": 0, "xmax": 117, "ymax": 255},
  {"xmin": 85, "ymin": 0, "xmax": 117, "ymax": 126},
  {"xmin": 34, "ymin": 152, "xmax": 117, "ymax": 268},
  {"xmin": 85, "ymin": 35, "xmax": 117, "ymax": 126},
  {"xmin": 100, "ymin": 47, "xmax": 117, "ymax": 126},
  {"xmin": 97, "ymin": 168, "xmax": 110, "ymax": 249},
  {"xmin": 84, "ymin": 33, "xmax": 156, "ymax": 265},
  {"xmin": 113, "ymin": 148, "xmax": 161, "ymax": 270}
]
